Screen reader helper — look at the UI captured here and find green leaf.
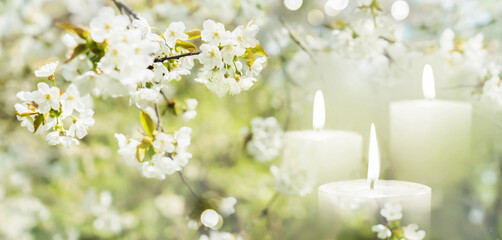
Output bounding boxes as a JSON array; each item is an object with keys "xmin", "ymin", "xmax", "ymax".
[
  {"xmin": 140, "ymin": 111, "xmax": 155, "ymax": 136},
  {"xmin": 33, "ymin": 114, "xmax": 45, "ymax": 133},
  {"xmin": 249, "ymin": 44, "xmax": 269, "ymax": 58},
  {"xmin": 242, "ymin": 48, "xmax": 256, "ymax": 67},
  {"xmin": 136, "ymin": 145, "xmax": 147, "ymax": 162},
  {"xmin": 185, "ymin": 29, "xmax": 201, "ymax": 40},
  {"xmin": 66, "ymin": 44, "xmax": 87, "ymax": 63},
  {"xmin": 176, "ymin": 39, "xmax": 197, "ymax": 52},
  {"xmin": 56, "ymin": 23, "xmax": 89, "ymax": 40}
]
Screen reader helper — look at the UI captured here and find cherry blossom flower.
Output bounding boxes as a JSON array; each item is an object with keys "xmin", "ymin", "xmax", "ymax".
[
  {"xmin": 69, "ymin": 110, "xmax": 95, "ymax": 139},
  {"xmin": 152, "ymin": 132, "xmax": 175, "ymax": 153},
  {"xmin": 60, "ymin": 84, "xmax": 85, "ymax": 117},
  {"xmin": 404, "ymin": 224, "xmax": 426, "ymax": 240},
  {"xmin": 33, "ymin": 82, "xmax": 60, "ymax": 114},
  {"xmin": 35, "ymin": 61, "xmax": 59, "ymax": 77},
  {"xmin": 198, "ymin": 44, "xmax": 224, "ymax": 70},
  {"xmin": 164, "ymin": 22, "xmax": 188, "ymax": 48},
  {"xmin": 89, "ymin": 7, "xmax": 130, "ymax": 43},
  {"xmin": 201, "ymin": 20, "xmax": 230, "ymax": 44},
  {"xmin": 218, "ymin": 197, "xmax": 237, "ymax": 216},
  {"xmin": 115, "ymin": 134, "xmax": 141, "ymax": 167},
  {"xmin": 371, "ymin": 224, "xmax": 391, "ymax": 239},
  {"xmin": 380, "ymin": 202, "xmax": 403, "ymax": 221},
  {"xmin": 246, "ymin": 117, "xmax": 283, "ymax": 162}
]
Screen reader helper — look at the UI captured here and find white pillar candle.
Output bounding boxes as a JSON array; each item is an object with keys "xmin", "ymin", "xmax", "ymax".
[
  {"xmin": 282, "ymin": 90, "xmax": 362, "ymax": 186},
  {"xmin": 389, "ymin": 64, "xmax": 472, "ymax": 187},
  {"xmin": 318, "ymin": 124, "xmax": 431, "ymax": 238}
]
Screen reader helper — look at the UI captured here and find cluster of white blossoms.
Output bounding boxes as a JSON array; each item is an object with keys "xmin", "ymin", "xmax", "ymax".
[
  {"xmin": 83, "ymin": 189, "xmax": 135, "ymax": 234},
  {"xmin": 15, "ymin": 62, "xmax": 94, "ymax": 147},
  {"xmin": 60, "ymin": 6, "xmax": 267, "ymax": 116},
  {"xmin": 195, "ymin": 19, "xmax": 267, "ymax": 97},
  {"xmin": 372, "ymin": 202, "xmax": 426, "ymax": 240},
  {"xmin": 270, "ymin": 163, "xmax": 314, "ymax": 197},
  {"xmin": 246, "ymin": 117, "xmax": 283, "ymax": 162},
  {"xmin": 115, "ymin": 126, "xmax": 192, "ymax": 180},
  {"xmin": 199, "ymin": 230, "xmax": 243, "ymax": 240}
]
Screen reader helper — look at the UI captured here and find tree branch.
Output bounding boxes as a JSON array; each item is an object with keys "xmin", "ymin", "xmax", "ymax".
[
  {"xmin": 111, "ymin": 0, "xmax": 139, "ymax": 20},
  {"xmin": 279, "ymin": 17, "xmax": 316, "ymax": 61},
  {"xmin": 154, "ymin": 52, "xmax": 201, "ymax": 63},
  {"xmin": 178, "ymin": 171, "xmax": 201, "ymax": 200},
  {"xmin": 245, "ymin": 192, "xmax": 280, "ymax": 231}
]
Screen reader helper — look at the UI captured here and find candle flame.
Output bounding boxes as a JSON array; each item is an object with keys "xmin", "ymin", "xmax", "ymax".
[
  {"xmin": 422, "ymin": 64, "xmax": 435, "ymax": 100},
  {"xmin": 367, "ymin": 123, "xmax": 380, "ymax": 186},
  {"xmin": 313, "ymin": 90, "xmax": 325, "ymax": 130}
]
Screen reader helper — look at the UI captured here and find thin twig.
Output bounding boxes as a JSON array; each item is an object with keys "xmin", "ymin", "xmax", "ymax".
[
  {"xmin": 154, "ymin": 103, "xmax": 163, "ymax": 132},
  {"xmin": 279, "ymin": 17, "xmax": 316, "ymax": 61},
  {"xmin": 178, "ymin": 171, "xmax": 201, "ymax": 200},
  {"xmin": 154, "ymin": 52, "xmax": 201, "ymax": 62},
  {"xmin": 111, "ymin": 0, "xmax": 139, "ymax": 20},
  {"xmin": 245, "ymin": 192, "xmax": 280, "ymax": 231}
]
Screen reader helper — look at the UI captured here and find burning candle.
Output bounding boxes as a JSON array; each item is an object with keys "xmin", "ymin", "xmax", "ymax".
[
  {"xmin": 389, "ymin": 64, "xmax": 472, "ymax": 189},
  {"xmin": 282, "ymin": 90, "xmax": 363, "ymax": 186},
  {"xmin": 318, "ymin": 124, "xmax": 431, "ymax": 238}
]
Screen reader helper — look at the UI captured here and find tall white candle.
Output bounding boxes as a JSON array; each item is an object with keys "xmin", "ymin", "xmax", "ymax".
[
  {"xmin": 318, "ymin": 124, "xmax": 431, "ymax": 238},
  {"xmin": 389, "ymin": 64, "xmax": 472, "ymax": 188},
  {"xmin": 282, "ymin": 90, "xmax": 362, "ymax": 186}
]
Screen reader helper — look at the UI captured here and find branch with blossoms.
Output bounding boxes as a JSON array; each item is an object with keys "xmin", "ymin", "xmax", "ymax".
[{"xmin": 14, "ymin": 0, "xmax": 269, "ymax": 238}]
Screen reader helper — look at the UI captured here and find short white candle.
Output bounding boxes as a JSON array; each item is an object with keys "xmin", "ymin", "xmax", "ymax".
[
  {"xmin": 389, "ymin": 64, "xmax": 472, "ymax": 187},
  {"xmin": 318, "ymin": 124, "xmax": 431, "ymax": 238},
  {"xmin": 282, "ymin": 90, "xmax": 362, "ymax": 186}
]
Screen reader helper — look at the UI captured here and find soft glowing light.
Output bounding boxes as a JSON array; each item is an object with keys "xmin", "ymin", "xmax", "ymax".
[
  {"xmin": 200, "ymin": 209, "xmax": 223, "ymax": 230},
  {"xmin": 422, "ymin": 64, "xmax": 436, "ymax": 100},
  {"xmin": 284, "ymin": 0, "xmax": 303, "ymax": 11},
  {"xmin": 367, "ymin": 123, "xmax": 380, "ymax": 186},
  {"xmin": 308, "ymin": 9, "xmax": 324, "ymax": 26},
  {"xmin": 326, "ymin": 0, "xmax": 349, "ymax": 11},
  {"xmin": 313, "ymin": 90, "xmax": 325, "ymax": 130},
  {"xmin": 324, "ymin": 1, "xmax": 341, "ymax": 16},
  {"xmin": 391, "ymin": 0, "xmax": 409, "ymax": 21}
]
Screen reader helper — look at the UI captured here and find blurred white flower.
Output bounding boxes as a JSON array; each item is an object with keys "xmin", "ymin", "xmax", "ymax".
[
  {"xmin": 141, "ymin": 154, "xmax": 177, "ymax": 179},
  {"xmin": 153, "ymin": 132, "xmax": 176, "ymax": 153},
  {"xmin": 35, "ymin": 61, "xmax": 59, "ymax": 77},
  {"xmin": 247, "ymin": 117, "xmax": 283, "ymax": 162},
  {"xmin": 89, "ymin": 7, "xmax": 130, "ymax": 43},
  {"xmin": 404, "ymin": 224, "xmax": 426, "ymax": 240},
  {"xmin": 218, "ymin": 197, "xmax": 237, "ymax": 216},
  {"xmin": 380, "ymin": 202, "xmax": 403, "ymax": 221},
  {"xmin": 371, "ymin": 224, "xmax": 391, "ymax": 239},
  {"xmin": 270, "ymin": 164, "xmax": 313, "ymax": 196},
  {"xmin": 200, "ymin": 230, "xmax": 243, "ymax": 240},
  {"xmin": 183, "ymin": 98, "xmax": 198, "ymax": 121},
  {"xmin": 115, "ymin": 133, "xmax": 141, "ymax": 166}
]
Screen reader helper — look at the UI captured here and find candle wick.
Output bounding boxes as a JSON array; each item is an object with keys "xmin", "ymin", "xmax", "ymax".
[{"xmin": 370, "ymin": 180, "xmax": 375, "ymax": 190}]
